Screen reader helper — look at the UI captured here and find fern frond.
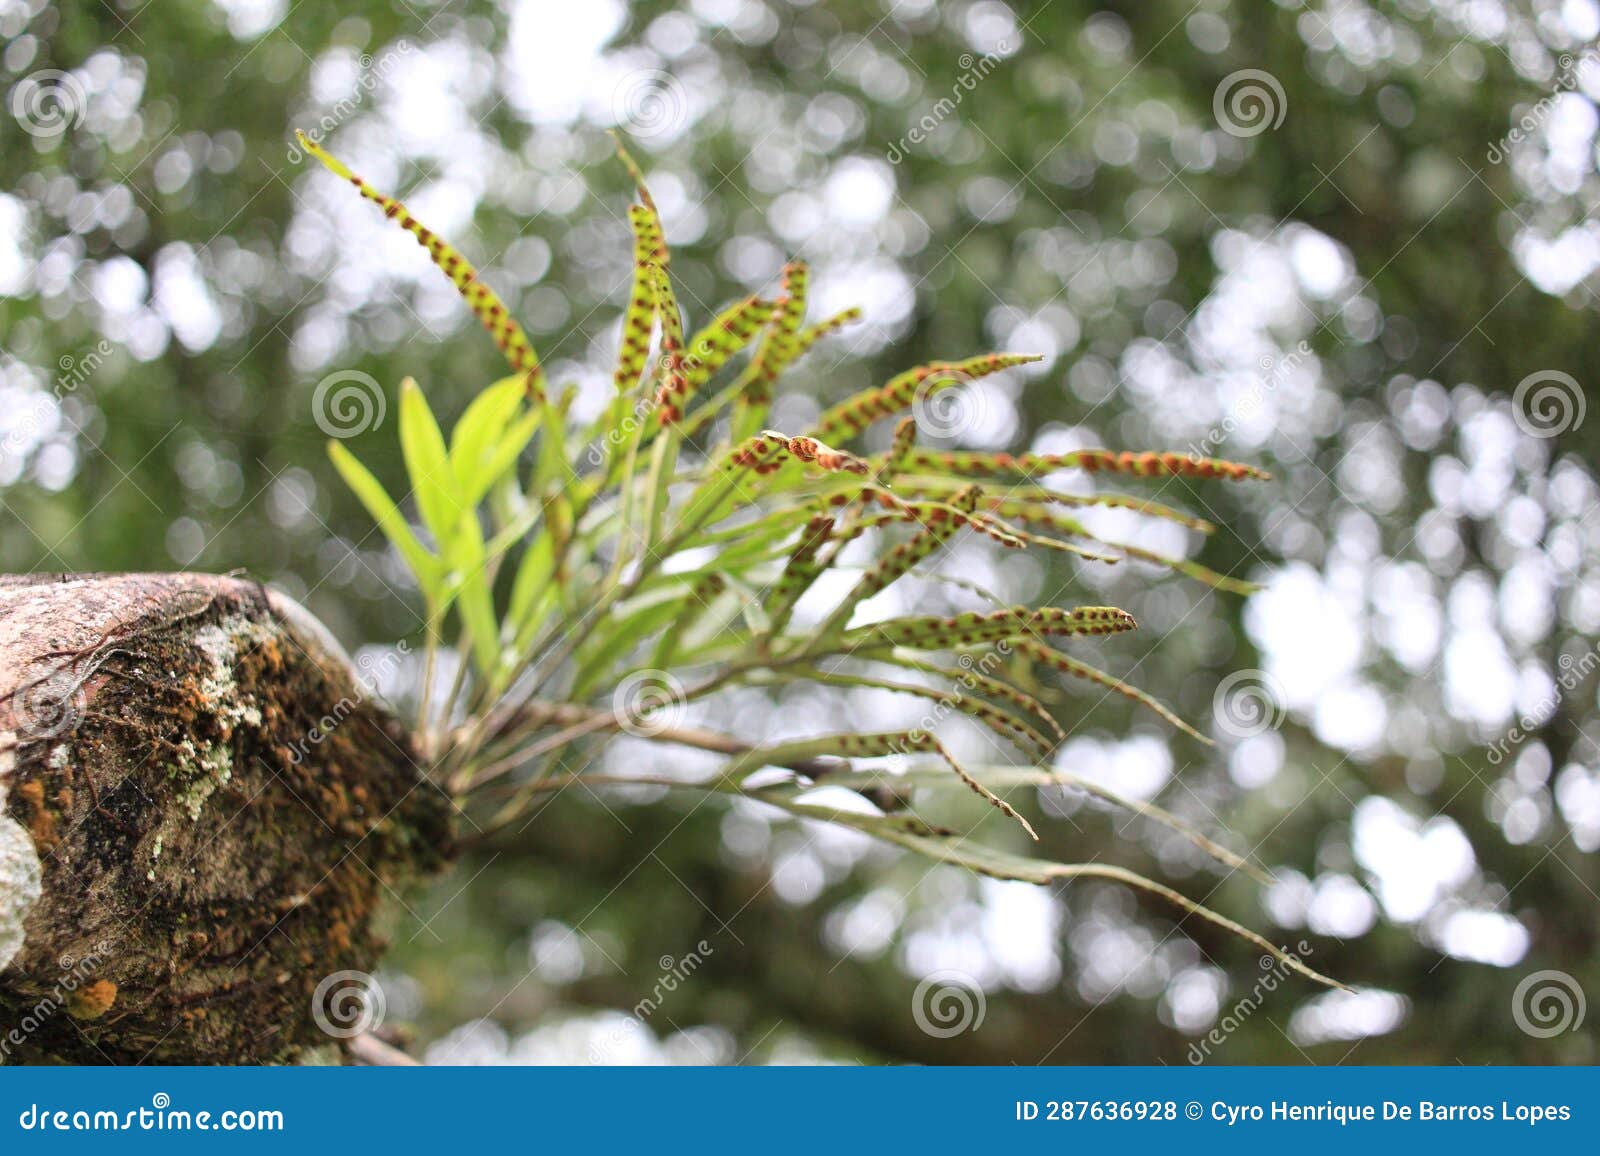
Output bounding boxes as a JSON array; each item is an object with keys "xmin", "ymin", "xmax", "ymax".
[
  {"xmin": 812, "ymin": 353, "xmax": 1042, "ymax": 442},
  {"xmin": 296, "ymin": 131, "xmax": 545, "ymax": 399}
]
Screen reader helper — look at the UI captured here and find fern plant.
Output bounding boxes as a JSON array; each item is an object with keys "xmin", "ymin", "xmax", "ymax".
[{"xmin": 298, "ymin": 131, "xmax": 1339, "ymax": 990}]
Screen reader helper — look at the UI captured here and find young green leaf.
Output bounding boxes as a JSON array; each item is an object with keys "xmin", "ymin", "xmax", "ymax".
[
  {"xmin": 398, "ymin": 379, "xmax": 462, "ymax": 552},
  {"xmin": 327, "ymin": 439, "xmax": 442, "ymax": 597}
]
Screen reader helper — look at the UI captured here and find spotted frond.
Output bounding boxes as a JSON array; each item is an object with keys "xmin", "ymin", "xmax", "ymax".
[
  {"xmin": 297, "ymin": 132, "xmax": 544, "ymax": 399},
  {"xmin": 811, "ymin": 353, "xmax": 1042, "ymax": 443}
]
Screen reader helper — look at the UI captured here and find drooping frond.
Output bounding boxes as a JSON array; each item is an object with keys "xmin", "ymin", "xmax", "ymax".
[
  {"xmin": 1010, "ymin": 639, "xmax": 1210, "ymax": 743},
  {"xmin": 297, "ymin": 132, "xmax": 545, "ymax": 399}
]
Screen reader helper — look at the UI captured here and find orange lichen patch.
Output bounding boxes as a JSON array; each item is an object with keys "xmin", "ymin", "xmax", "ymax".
[
  {"xmin": 16, "ymin": 777, "xmax": 57, "ymax": 850},
  {"xmin": 0, "ymin": 578, "xmax": 454, "ymax": 1063},
  {"xmin": 68, "ymin": 979, "xmax": 118, "ymax": 1021}
]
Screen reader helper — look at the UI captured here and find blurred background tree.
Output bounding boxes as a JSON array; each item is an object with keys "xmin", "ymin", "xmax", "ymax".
[{"xmin": 2, "ymin": 0, "xmax": 1597, "ymax": 1063}]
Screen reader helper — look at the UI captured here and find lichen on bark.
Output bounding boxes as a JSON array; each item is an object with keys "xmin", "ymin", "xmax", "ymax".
[{"xmin": 0, "ymin": 573, "xmax": 455, "ymax": 1064}]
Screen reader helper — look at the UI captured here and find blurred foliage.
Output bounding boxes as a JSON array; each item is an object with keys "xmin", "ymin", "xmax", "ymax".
[{"xmin": 2, "ymin": 0, "xmax": 1598, "ymax": 1064}]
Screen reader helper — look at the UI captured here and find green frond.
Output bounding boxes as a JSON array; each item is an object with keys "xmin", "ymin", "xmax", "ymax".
[
  {"xmin": 1010, "ymin": 638, "xmax": 1210, "ymax": 743},
  {"xmin": 296, "ymin": 132, "xmax": 545, "ymax": 399},
  {"xmin": 312, "ymin": 150, "xmax": 1315, "ymax": 989},
  {"xmin": 811, "ymin": 353, "xmax": 1042, "ymax": 443},
  {"xmin": 838, "ymin": 605, "xmax": 1136, "ymax": 652},
  {"xmin": 896, "ymin": 446, "xmax": 1271, "ymax": 482}
]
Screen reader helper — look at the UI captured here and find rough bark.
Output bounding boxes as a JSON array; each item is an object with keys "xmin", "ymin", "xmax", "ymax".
[{"xmin": 0, "ymin": 573, "xmax": 454, "ymax": 1064}]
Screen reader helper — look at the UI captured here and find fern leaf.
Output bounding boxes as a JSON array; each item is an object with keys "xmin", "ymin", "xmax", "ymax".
[
  {"xmin": 898, "ymin": 447, "xmax": 1269, "ymax": 481},
  {"xmin": 839, "ymin": 605, "xmax": 1136, "ymax": 652},
  {"xmin": 811, "ymin": 353, "xmax": 1041, "ymax": 443},
  {"xmin": 296, "ymin": 131, "xmax": 545, "ymax": 399},
  {"xmin": 1009, "ymin": 638, "xmax": 1209, "ymax": 743}
]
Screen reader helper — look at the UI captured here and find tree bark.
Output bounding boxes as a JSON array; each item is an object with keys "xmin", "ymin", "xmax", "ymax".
[{"xmin": 0, "ymin": 573, "xmax": 454, "ymax": 1064}]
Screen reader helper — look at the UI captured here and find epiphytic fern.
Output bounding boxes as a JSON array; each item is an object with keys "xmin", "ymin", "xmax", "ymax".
[{"xmin": 298, "ymin": 131, "xmax": 1340, "ymax": 990}]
